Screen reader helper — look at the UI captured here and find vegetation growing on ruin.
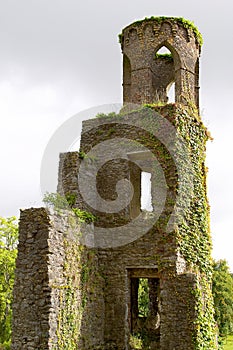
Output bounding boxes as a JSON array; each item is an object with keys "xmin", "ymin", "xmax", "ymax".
[
  {"xmin": 95, "ymin": 111, "xmax": 118, "ymax": 119},
  {"xmin": 55, "ymin": 242, "xmax": 95, "ymax": 349},
  {"xmin": 119, "ymin": 16, "xmax": 203, "ymax": 46},
  {"xmin": 145, "ymin": 104, "xmax": 216, "ymax": 348},
  {"xmin": 1, "ymin": 217, "xmax": 233, "ymax": 349},
  {"xmin": 54, "ymin": 229, "xmax": 102, "ymax": 349},
  {"xmin": 43, "ymin": 192, "xmax": 96, "ymax": 223},
  {"xmin": 94, "ymin": 104, "xmax": 216, "ymax": 348},
  {"xmin": 88, "ymin": 103, "xmax": 212, "ymax": 279},
  {"xmin": 1, "ymin": 106, "xmax": 232, "ymax": 349},
  {"xmin": 141, "ymin": 104, "xmax": 212, "ymax": 275},
  {"xmin": 154, "ymin": 53, "xmax": 173, "ymax": 61}
]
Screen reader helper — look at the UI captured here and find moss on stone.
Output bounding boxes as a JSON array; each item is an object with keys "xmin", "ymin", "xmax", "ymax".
[{"xmin": 119, "ymin": 16, "xmax": 203, "ymax": 46}]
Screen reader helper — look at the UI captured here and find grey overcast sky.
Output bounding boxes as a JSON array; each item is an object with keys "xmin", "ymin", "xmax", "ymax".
[{"xmin": 0, "ymin": 0, "xmax": 233, "ymax": 268}]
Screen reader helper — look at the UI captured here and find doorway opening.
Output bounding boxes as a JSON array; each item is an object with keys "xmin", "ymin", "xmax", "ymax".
[{"xmin": 128, "ymin": 269, "xmax": 160, "ymax": 349}]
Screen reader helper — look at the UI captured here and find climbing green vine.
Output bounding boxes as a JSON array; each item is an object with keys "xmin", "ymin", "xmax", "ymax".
[
  {"xmin": 192, "ymin": 276, "xmax": 217, "ymax": 350},
  {"xmin": 149, "ymin": 104, "xmax": 217, "ymax": 349},
  {"xmin": 55, "ymin": 242, "xmax": 95, "ymax": 349},
  {"xmin": 92, "ymin": 104, "xmax": 217, "ymax": 348},
  {"xmin": 48, "ymin": 103, "xmax": 216, "ymax": 349}
]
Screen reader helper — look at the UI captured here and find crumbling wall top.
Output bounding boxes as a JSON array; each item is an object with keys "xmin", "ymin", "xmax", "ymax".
[{"xmin": 119, "ymin": 16, "xmax": 203, "ymax": 49}]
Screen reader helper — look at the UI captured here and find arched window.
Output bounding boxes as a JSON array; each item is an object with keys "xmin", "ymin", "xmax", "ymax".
[
  {"xmin": 152, "ymin": 45, "xmax": 175, "ymax": 103},
  {"xmin": 156, "ymin": 46, "xmax": 172, "ymax": 57}
]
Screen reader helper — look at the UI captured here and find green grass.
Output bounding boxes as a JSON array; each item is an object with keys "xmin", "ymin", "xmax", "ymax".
[{"xmin": 223, "ymin": 335, "xmax": 233, "ymax": 350}]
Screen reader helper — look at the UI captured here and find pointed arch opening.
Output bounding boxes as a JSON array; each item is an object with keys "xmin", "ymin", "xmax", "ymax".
[
  {"xmin": 152, "ymin": 45, "xmax": 175, "ymax": 103},
  {"xmin": 155, "ymin": 46, "xmax": 172, "ymax": 57}
]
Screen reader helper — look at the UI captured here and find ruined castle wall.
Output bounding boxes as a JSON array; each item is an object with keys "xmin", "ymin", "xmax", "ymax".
[
  {"xmin": 53, "ymin": 105, "xmax": 211, "ymax": 349},
  {"xmin": 12, "ymin": 106, "xmax": 216, "ymax": 350},
  {"xmin": 57, "ymin": 151, "xmax": 80, "ymax": 200},
  {"xmin": 96, "ymin": 237, "xmax": 198, "ymax": 349},
  {"xmin": 12, "ymin": 208, "xmax": 56, "ymax": 350},
  {"xmin": 11, "ymin": 208, "xmax": 104, "ymax": 350}
]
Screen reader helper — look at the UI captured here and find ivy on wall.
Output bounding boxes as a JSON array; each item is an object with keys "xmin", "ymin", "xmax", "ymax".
[
  {"xmin": 150, "ymin": 104, "xmax": 217, "ymax": 349},
  {"xmin": 45, "ymin": 104, "xmax": 217, "ymax": 349},
  {"xmin": 43, "ymin": 193, "xmax": 98, "ymax": 349},
  {"xmin": 90, "ymin": 104, "xmax": 217, "ymax": 349}
]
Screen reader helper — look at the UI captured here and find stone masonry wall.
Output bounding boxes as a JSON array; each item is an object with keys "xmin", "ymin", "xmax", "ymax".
[
  {"xmin": 12, "ymin": 107, "xmax": 216, "ymax": 349},
  {"xmin": 11, "ymin": 208, "xmax": 104, "ymax": 349},
  {"xmin": 12, "ymin": 208, "xmax": 53, "ymax": 350},
  {"xmin": 54, "ymin": 104, "xmax": 216, "ymax": 349}
]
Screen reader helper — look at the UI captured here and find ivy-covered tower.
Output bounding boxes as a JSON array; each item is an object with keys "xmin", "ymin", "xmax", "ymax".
[
  {"xmin": 12, "ymin": 17, "xmax": 217, "ymax": 350},
  {"xmin": 57, "ymin": 17, "xmax": 216, "ymax": 349}
]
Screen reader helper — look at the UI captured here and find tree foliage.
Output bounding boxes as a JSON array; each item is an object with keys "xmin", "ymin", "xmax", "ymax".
[
  {"xmin": 138, "ymin": 278, "xmax": 149, "ymax": 318},
  {"xmin": 0, "ymin": 216, "xmax": 18, "ymax": 349},
  {"xmin": 212, "ymin": 259, "xmax": 233, "ymax": 342}
]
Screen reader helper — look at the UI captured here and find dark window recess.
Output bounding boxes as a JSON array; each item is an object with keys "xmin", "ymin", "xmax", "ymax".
[{"xmin": 130, "ymin": 277, "xmax": 160, "ymax": 348}]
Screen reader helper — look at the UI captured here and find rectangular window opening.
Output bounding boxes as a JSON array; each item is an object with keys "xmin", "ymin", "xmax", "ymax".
[{"xmin": 141, "ymin": 172, "xmax": 153, "ymax": 212}]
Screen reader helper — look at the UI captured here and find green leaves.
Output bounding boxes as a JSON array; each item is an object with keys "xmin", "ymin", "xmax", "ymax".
[
  {"xmin": 0, "ymin": 216, "xmax": 18, "ymax": 349},
  {"xmin": 0, "ymin": 217, "xmax": 18, "ymax": 250},
  {"xmin": 43, "ymin": 192, "xmax": 96, "ymax": 223},
  {"xmin": 212, "ymin": 260, "xmax": 233, "ymax": 342},
  {"xmin": 138, "ymin": 278, "xmax": 149, "ymax": 318},
  {"xmin": 71, "ymin": 208, "xmax": 96, "ymax": 224}
]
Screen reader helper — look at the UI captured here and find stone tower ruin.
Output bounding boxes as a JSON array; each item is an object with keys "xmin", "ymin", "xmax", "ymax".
[
  {"xmin": 121, "ymin": 17, "xmax": 200, "ymax": 109},
  {"xmin": 12, "ymin": 17, "xmax": 217, "ymax": 350}
]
